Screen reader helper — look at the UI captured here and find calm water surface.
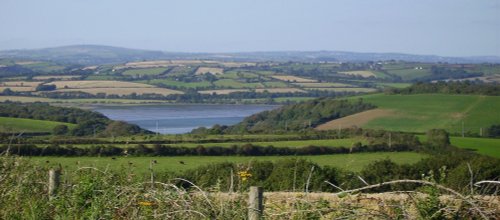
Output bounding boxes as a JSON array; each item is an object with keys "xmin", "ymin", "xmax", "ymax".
[{"xmin": 92, "ymin": 104, "xmax": 279, "ymax": 134}]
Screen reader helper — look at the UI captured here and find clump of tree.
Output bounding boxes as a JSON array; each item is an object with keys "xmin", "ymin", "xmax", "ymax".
[
  {"xmin": 426, "ymin": 129, "xmax": 450, "ymax": 148},
  {"xmin": 194, "ymin": 98, "xmax": 376, "ymax": 134},
  {"xmin": 0, "ymin": 102, "xmax": 150, "ymax": 136},
  {"xmin": 52, "ymin": 125, "xmax": 69, "ymax": 135},
  {"xmin": 387, "ymin": 81, "xmax": 500, "ymax": 96},
  {"xmin": 486, "ymin": 124, "xmax": 500, "ymax": 137},
  {"xmin": 102, "ymin": 121, "xmax": 144, "ymax": 138},
  {"xmin": 35, "ymin": 84, "xmax": 56, "ymax": 91}
]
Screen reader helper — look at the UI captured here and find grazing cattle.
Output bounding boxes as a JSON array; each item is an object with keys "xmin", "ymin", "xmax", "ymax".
[{"xmin": 179, "ymin": 161, "xmax": 185, "ymax": 165}]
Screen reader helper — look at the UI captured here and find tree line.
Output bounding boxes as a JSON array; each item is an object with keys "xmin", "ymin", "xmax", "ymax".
[
  {"xmin": 386, "ymin": 81, "xmax": 500, "ymax": 96},
  {"xmin": 0, "ymin": 142, "xmax": 417, "ymax": 157}
]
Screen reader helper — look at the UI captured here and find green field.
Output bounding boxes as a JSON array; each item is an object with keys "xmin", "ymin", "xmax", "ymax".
[
  {"xmin": 450, "ymin": 137, "xmax": 500, "ymax": 158},
  {"xmin": 417, "ymin": 135, "xmax": 500, "ymax": 158},
  {"xmin": 376, "ymin": 82, "xmax": 412, "ymax": 89},
  {"xmin": 122, "ymin": 67, "xmax": 168, "ymax": 76},
  {"xmin": 213, "ymin": 79, "xmax": 263, "ymax": 89},
  {"xmin": 140, "ymin": 79, "xmax": 212, "ymax": 89},
  {"xmin": 30, "ymin": 152, "xmax": 426, "ymax": 174},
  {"xmin": 171, "ymin": 138, "xmax": 365, "ymax": 148},
  {"xmin": 0, "ymin": 117, "xmax": 75, "ymax": 133},
  {"xmin": 357, "ymin": 94, "xmax": 500, "ymax": 133}
]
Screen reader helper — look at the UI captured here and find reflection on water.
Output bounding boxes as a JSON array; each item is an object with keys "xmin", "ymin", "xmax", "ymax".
[{"xmin": 92, "ymin": 104, "xmax": 279, "ymax": 134}]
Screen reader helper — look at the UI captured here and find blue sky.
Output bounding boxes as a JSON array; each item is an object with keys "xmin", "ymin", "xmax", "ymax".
[{"xmin": 1, "ymin": 0, "xmax": 499, "ymax": 56}]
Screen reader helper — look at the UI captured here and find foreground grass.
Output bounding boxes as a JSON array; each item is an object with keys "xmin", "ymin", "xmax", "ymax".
[
  {"xmin": 2, "ymin": 156, "xmax": 497, "ymax": 219},
  {"xmin": 31, "ymin": 152, "xmax": 425, "ymax": 174},
  {"xmin": 0, "ymin": 117, "xmax": 75, "ymax": 133}
]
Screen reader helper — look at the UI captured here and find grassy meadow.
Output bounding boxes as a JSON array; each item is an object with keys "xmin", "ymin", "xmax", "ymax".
[
  {"xmin": 122, "ymin": 67, "xmax": 168, "ymax": 76},
  {"xmin": 450, "ymin": 136, "xmax": 500, "ymax": 158},
  {"xmin": 30, "ymin": 152, "xmax": 426, "ymax": 174},
  {"xmin": 0, "ymin": 117, "xmax": 75, "ymax": 133}
]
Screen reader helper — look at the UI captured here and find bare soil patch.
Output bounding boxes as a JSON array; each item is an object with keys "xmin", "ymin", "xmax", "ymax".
[
  {"xmin": 340, "ymin": 70, "xmax": 376, "ymax": 78},
  {"xmin": 316, "ymin": 109, "xmax": 395, "ymax": 130}
]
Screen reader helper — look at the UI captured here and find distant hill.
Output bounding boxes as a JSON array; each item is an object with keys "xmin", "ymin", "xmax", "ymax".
[
  {"xmin": 1, "ymin": 45, "xmax": 499, "ymax": 65},
  {"xmin": 0, "ymin": 45, "xmax": 199, "ymax": 65}
]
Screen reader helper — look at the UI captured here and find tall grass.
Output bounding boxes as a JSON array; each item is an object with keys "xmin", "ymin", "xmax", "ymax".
[{"xmin": 0, "ymin": 156, "xmax": 498, "ymax": 219}]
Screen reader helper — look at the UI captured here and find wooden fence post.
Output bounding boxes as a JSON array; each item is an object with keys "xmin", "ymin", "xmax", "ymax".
[
  {"xmin": 48, "ymin": 169, "xmax": 61, "ymax": 199},
  {"xmin": 248, "ymin": 186, "xmax": 263, "ymax": 220}
]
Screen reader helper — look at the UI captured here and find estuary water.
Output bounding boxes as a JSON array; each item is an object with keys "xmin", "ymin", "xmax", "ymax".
[{"xmin": 92, "ymin": 104, "xmax": 279, "ymax": 134}]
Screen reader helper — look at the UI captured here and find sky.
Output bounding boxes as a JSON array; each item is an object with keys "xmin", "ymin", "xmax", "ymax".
[{"xmin": 0, "ymin": 0, "xmax": 499, "ymax": 56}]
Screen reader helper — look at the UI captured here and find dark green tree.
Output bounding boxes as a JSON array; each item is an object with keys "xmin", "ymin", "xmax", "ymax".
[{"xmin": 52, "ymin": 124, "xmax": 68, "ymax": 135}]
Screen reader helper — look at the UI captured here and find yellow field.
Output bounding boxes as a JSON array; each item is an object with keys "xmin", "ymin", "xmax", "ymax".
[
  {"xmin": 316, "ymin": 109, "xmax": 394, "ymax": 130},
  {"xmin": 14, "ymin": 61, "xmax": 40, "ymax": 65},
  {"xmin": 52, "ymin": 87, "xmax": 183, "ymax": 96},
  {"xmin": 0, "ymin": 86, "xmax": 36, "ymax": 92},
  {"xmin": 305, "ymin": 87, "xmax": 377, "ymax": 93},
  {"xmin": 270, "ymin": 75, "xmax": 317, "ymax": 83},
  {"xmin": 47, "ymin": 80, "xmax": 154, "ymax": 89},
  {"xmin": 198, "ymin": 88, "xmax": 305, "ymax": 95},
  {"xmin": 0, "ymin": 81, "xmax": 41, "ymax": 87},
  {"xmin": 198, "ymin": 89, "xmax": 248, "ymax": 95},
  {"xmin": 339, "ymin": 71, "xmax": 376, "ymax": 78},
  {"xmin": 0, "ymin": 96, "xmax": 54, "ymax": 102},
  {"xmin": 33, "ymin": 75, "xmax": 81, "ymax": 80},
  {"xmin": 0, "ymin": 81, "xmax": 40, "ymax": 92},
  {"xmin": 82, "ymin": 66, "xmax": 98, "ymax": 70},
  {"xmin": 293, "ymin": 82, "xmax": 355, "ymax": 88},
  {"xmin": 195, "ymin": 67, "xmax": 224, "ymax": 75}
]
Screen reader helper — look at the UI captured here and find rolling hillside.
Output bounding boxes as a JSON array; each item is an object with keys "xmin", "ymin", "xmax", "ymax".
[{"xmin": 317, "ymin": 93, "xmax": 500, "ymax": 134}]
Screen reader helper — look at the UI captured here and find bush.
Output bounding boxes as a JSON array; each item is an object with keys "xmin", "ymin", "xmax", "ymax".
[
  {"xmin": 486, "ymin": 124, "xmax": 500, "ymax": 137},
  {"xmin": 52, "ymin": 125, "xmax": 69, "ymax": 135},
  {"xmin": 178, "ymin": 159, "xmax": 342, "ymax": 192},
  {"xmin": 426, "ymin": 129, "xmax": 450, "ymax": 148}
]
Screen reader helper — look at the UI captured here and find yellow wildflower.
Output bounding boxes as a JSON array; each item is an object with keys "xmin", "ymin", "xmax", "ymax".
[
  {"xmin": 237, "ymin": 171, "xmax": 252, "ymax": 181},
  {"xmin": 138, "ymin": 201, "xmax": 154, "ymax": 206}
]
